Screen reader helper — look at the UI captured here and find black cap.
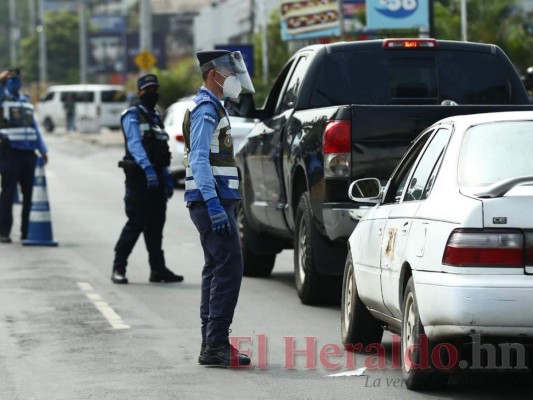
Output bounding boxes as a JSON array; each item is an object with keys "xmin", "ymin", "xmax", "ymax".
[
  {"xmin": 137, "ymin": 73, "xmax": 159, "ymax": 91},
  {"xmin": 196, "ymin": 50, "xmax": 231, "ymax": 68}
]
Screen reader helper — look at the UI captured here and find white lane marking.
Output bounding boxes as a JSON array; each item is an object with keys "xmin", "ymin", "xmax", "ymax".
[{"xmin": 76, "ymin": 282, "xmax": 130, "ymax": 330}]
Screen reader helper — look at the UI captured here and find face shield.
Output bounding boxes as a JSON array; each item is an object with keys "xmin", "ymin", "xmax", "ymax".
[{"xmin": 201, "ymin": 51, "xmax": 255, "ymax": 94}]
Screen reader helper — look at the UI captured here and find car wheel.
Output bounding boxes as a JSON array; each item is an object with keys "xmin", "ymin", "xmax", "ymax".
[
  {"xmin": 402, "ymin": 277, "xmax": 449, "ymax": 391},
  {"xmin": 294, "ymin": 192, "xmax": 342, "ymax": 305},
  {"xmin": 237, "ymin": 202, "xmax": 276, "ymax": 277},
  {"xmin": 341, "ymin": 253, "xmax": 383, "ymax": 349},
  {"xmin": 43, "ymin": 117, "xmax": 54, "ymax": 133},
  {"xmin": 171, "ymin": 170, "xmax": 185, "ymax": 189}
]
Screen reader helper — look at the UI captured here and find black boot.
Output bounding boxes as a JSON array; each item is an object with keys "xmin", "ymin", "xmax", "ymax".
[
  {"xmin": 111, "ymin": 270, "xmax": 128, "ymax": 284},
  {"xmin": 149, "ymin": 268, "xmax": 184, "ymax": 283},
  {"xmin": 198, "ymin": 342, "xmax": 206, "ymax": 364},
  {"xmin": 199, "ymin": 342, "xmax": 251, "ymax": 368}
]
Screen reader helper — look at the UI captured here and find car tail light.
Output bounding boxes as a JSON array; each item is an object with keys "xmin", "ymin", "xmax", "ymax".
[
  {"xmin": 175, "ymin": 133, "xmax": 184, "ymax": 143},
  {"xmin": 323, "ymin": 120, "xmax": 351, "ymax": 178},
  {"xmin": 443, "ymin": 230, "xmax": 524, "ymax": 267},
  {"xmin": 383, "ymin": 39, "xmax": 438, "ymax": 49}
]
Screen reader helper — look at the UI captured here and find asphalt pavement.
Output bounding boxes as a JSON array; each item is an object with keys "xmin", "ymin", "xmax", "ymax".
[{"xmin": 0, "ymin": 129, "xmax": 532, "ymax": 399}]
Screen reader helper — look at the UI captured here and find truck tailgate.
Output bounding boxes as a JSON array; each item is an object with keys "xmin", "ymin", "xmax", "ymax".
[{"xmin": 350, "ymin": 105, "xmax": 533, "ymax": 181}]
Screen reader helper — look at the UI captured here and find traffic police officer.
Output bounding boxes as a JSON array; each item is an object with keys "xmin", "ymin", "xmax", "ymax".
[
  {"xmin": 111, "ymin": 73, "xmax": 183, "ymax": 284},
  {"xmin": 0, "ymin": 69, "xmax": 48, "ymax": 243},
  {"xmin": 184, "ymin": 50, "xmax": 255, "ymax": 367}
]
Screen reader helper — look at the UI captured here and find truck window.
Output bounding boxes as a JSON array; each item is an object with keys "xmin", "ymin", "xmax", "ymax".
[
  {"xmin": 277, "ymin": 56, "xmax": 309, "ymax": 114},
  {"xmin": 310, "ymin": 50, "xmax": 519, "ymax": 107}
]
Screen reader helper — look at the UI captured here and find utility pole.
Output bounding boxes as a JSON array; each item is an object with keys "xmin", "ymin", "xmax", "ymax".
[
  {"xmin": 460, "ymin": 0, "xmax": 468, "ymax": 41},
  {"xmin": 261, "ymin": 0, "xmax": 268, "ymax": 86},
  {"xmin": 38, "ymin": 0, "xmax": 47, "ymax": 90},
  {"xmin": 79, "ymin": 0, "xmax": 87, "ymax": 83},
  {"xmin": 28, "ymin": 0, "xmax": 36, "ymax": 36},
  {"xmin": 9, "ymin": 0, "xmax": 19, "ymax": 66},
  {"xmin": 140, "ymin": 0, "xmax": 152, "ymax": 53}
]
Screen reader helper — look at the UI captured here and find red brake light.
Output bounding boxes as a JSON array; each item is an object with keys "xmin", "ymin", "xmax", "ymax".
[
  {"xmin": 443, "ymin": 231, "xmax": 524, "ymax": 267},
  {"xmin": 175, "ymin": 133, "xmax": 184, "ymax": 143},
  {"xmin": 383, "ymin": 39, "xmax": 438, "ymax": 49},
  {"xmin": 323, "ymin": 120, "xmax": 351, "ymax": 154}
]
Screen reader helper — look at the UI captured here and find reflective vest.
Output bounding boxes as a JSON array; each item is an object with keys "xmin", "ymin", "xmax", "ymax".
[
  {"xmin": 121, "ymin": 105, "xmax": 171, "ymax": 168},
  {"xmin": 183, "ymin": 93, "xmax": 240, "ymax": 201},
  {"xmin": 0, "ymin": 99, "xmax": 38, "ymax": 150}
]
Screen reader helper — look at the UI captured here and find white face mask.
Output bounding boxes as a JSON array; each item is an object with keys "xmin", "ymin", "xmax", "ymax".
[{"xmin": 216, "ymin": 72, "xmax": 242, "ymax": 99}]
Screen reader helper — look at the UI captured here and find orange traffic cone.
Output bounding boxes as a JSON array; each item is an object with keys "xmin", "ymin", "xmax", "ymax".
[{"xmin": 22, "ymin": 157, "xmax": 58, "ymax": 246}]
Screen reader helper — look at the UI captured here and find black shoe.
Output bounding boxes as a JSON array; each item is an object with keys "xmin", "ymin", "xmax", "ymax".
[
  {"xmin": 199, "ymin": 343, "xmax": 251, "ymax": 368},
  {"xmin": 149, "ymin": 268, "xmax": 184, "ymax": 283},
  {"xmin": 111, "ymin": 270, "xmax": 128, "ymax": 284},
  {"xmin": 0, "ymin": 235, "xmax": 12, "ymax": 243},
  {"xmin": 198, "ymin": 342, "xmax": 206, "ymax": 364}
]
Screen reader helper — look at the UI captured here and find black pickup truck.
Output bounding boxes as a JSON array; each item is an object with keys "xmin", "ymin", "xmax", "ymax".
[{"xmin": 230, "ymin": 38, "xmax": 533, "ymax": 305}]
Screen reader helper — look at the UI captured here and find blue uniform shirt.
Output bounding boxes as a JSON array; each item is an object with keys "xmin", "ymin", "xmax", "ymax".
[
  {"xmin": 187, "ymin": 87, "xmax": 223, "ymax": 202},
  {"xmin": 121, "ymin": 105, "xmax": 170, "ymax": 175},
  {"xmin": 1, "ymin": 85, "xmax": 47, "ymax": 154}
]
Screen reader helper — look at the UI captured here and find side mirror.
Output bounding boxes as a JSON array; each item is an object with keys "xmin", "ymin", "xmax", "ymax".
[
  {"xmin": 348, "ymin": 178, "xmax": 382, "ymax": 204},
  {"xmin": 225, "ymin": 93, "xmax": 260, "ymax": 119}
]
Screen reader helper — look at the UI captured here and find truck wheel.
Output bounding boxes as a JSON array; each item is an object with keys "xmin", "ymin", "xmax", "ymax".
[
  {"xmin": 402, "ymin": 277, "xmax": 449, "ymax": 391},
  {"xmin": 341, "ymin": 253, "xmax": 383, "ymax": 348},
  {"xmin": 294, "ymin": 192, "xmax": 342, "ymax": 305},
  {"xmin": 43, "ymin": 117, "xmax": 54, "ymax": 133},
  {"xmin": 237, "ymin": 202, "xmax": 276, "ymax": 277}
]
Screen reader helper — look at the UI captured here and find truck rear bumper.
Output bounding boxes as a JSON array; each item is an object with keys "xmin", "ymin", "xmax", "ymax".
[{"xmin": 322, "ymin": 203, "xmax": 372, "ymax": 241}]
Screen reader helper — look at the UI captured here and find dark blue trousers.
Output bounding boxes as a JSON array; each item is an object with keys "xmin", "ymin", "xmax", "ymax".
[
  {"xmin": 188, "ymin": 200, "xmax": 244, "ymax": 345},
  {"xmin": 113, "ymin": 172, "xmax": 167, "ymax": 272},
  {"xmin": 0, "ymin": 149, "xmax": 36, "ymax": 238}
]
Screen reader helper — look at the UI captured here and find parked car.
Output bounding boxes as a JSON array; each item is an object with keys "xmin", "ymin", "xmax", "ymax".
[
  {"xmin": 341, "ymin": 111, "xmax": 533, "ymax": 390},
  {"xmin": 37, "ymin": 84, "xmax": 128, "ymax": 132},
  {"xmin": 163, "ymin": 96, "xmax": 256, "ymax": 186}
]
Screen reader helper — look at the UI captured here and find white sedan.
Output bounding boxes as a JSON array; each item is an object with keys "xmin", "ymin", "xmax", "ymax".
[
  {"xmin": 164, "ymin": 96, "xmax": 256, "ymax": 185},
  {"xmin": 341, "ymin": 111, "xmax": 533, "ymax": 390}
]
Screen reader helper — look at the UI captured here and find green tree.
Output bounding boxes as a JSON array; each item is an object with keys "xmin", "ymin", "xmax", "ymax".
[
  {"xmin": 154, "ymin": 58, "xmax": 203, "ymax": 110},
  {"xmin": 20, "ymin": 10, "xmax": 80, "ymax": 85},
  {"xmin": 434, "ymin": 0, "xmax": 533, "ymax": 73}
]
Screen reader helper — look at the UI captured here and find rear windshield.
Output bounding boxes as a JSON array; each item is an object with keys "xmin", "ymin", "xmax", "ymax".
[
  {"xmin": 458, "ymin": 121, "xmax": 533, "ymax": 187},
  {"xmin": 101, "ymin": 90, "xmax": 127, "ymax": 103},
  {"xmin": 310, "ymin": 50, "xmax": 521, "ymax": 106}
]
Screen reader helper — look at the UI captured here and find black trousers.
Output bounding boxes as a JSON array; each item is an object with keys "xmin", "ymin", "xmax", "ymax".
[
  {"xmin": 113, "ymin": 171, "xmax": 167, "ymax": 273},
  {"xmin": 0, "ymin": 149, "xmax": 36, "ymax": 238},
  {"xmin": 188, "ymin": 200, "xmax": 244, "ymax": 345}
]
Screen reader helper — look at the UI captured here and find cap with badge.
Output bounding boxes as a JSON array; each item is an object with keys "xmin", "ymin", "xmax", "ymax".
[
  {"xmin": 196, "ymin": 50, "xmax": 255, "ymax": 94},
  {"xmin": 137, "ymin": 73, "xmax": 159, "ymax": 91}
]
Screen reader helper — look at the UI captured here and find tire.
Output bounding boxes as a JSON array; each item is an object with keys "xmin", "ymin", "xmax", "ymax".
[
  {"xmin": 294, "ymin": 192, "xmax": 342, "ymax": 305},
  {"xmin": 341, "ymin": 253, "xmax": 383, "ymax": 349},
  {"xmin": 43, "ymin": 117, "xmax": 54, "ymax": 133},
  {"xmin": 237, "ymin": 202, "xmax": 276, "ymax": 277},
  {"xmin": 402, "ymin": 277, "xmax": 449, "ymax": 391}
]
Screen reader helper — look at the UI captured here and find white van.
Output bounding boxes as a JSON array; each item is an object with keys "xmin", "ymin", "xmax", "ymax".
[{"xmin": 37, "ymin": 84, "xmax": 128, "ymax": 133}]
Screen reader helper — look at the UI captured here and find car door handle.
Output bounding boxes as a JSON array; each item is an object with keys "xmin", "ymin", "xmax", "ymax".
[
  {"xmin": 402, "ymin": 222, "xmax": 409, "ymax": 236},
  {"xmin": 378, "ymin": 228, "xmax": 382, "ymax": 236}
]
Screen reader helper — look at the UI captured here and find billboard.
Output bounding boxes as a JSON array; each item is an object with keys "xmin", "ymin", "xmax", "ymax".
[
  {"xmin": 366, "ymin": 0, "xmax": 429, "ymax": 30},
  {"xmin": 280, "ymin": 0, "xmax": 342, "ymax": 41}
]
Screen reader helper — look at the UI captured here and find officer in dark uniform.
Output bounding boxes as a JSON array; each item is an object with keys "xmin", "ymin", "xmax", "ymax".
[
  {"xmin": 0, "ymin": 68, "xmax": 48, "ymax": 243},
  {"xmin": 183, "ymin": 50, "xmax": 255, "ymax": 367},
  {"xmin": 111, "ymin": 73, "xmax": 183, "ymax": 284}
]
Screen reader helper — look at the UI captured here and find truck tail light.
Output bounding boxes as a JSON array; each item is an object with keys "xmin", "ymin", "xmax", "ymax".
[
  {"xmin": 383, "ymin": 39, "xmax": 438, "ymax": 49},
  {"xmin": 323, "ymin": 120, "xmax": 351, "ymax": 178},
  {"xmin": 443, "ymin": 230, "xmax": 524, "ymax": 267}
]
